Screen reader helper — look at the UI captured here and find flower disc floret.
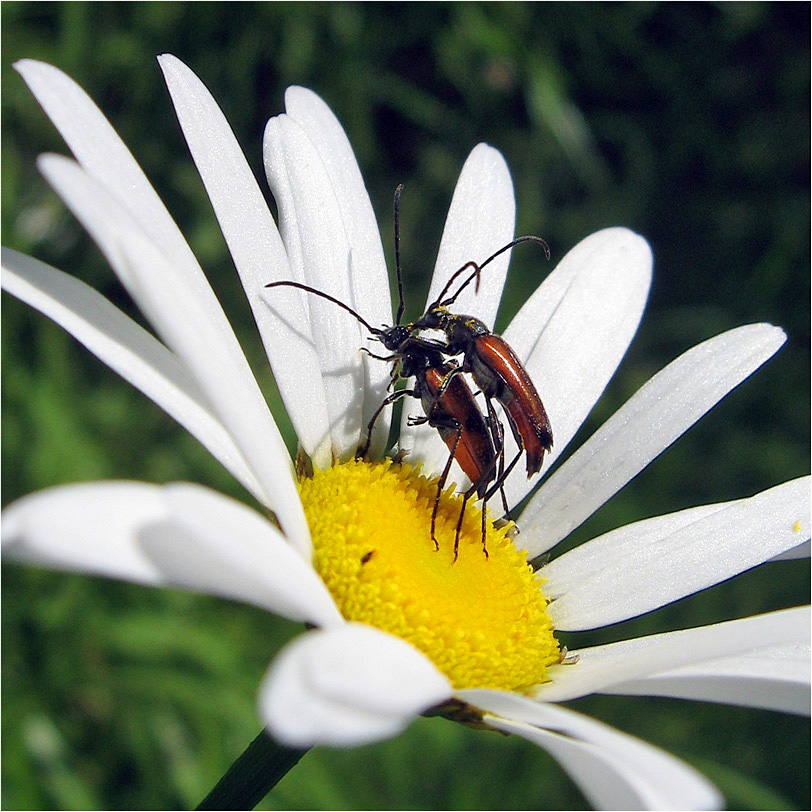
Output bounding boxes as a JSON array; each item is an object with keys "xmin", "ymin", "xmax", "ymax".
[{"xmin": 300, "ymin": 459, "xmax": 559, "ymax": 692}]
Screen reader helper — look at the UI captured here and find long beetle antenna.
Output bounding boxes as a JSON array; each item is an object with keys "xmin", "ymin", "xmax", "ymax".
[
  {"xmin": 264, "ymin": 280, "xmax": 381, "ymax": 336},
  {"xmin": 433, "ymin": 234, "xmax": 551, "ymax": 309},
  {"xmin": 266, "ymin": 183, "xmax": 411, "ymax": 338},
  {"xmin": 432, "ymin": 261, "xmax": 483, "ymax": 309},
  {"xmin": 394, "ymin": 184, "xmax": 406, "ymax": 327}
]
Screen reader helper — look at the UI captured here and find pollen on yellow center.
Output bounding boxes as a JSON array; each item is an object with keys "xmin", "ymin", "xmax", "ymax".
[{"xmin": 299, "ymin": 459, "xmax": 559, "ymax": 692}]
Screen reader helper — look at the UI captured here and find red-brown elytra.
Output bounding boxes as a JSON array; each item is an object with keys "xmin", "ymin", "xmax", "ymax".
[
  {"xmin": 265, "ymin": 186, "xmax": 508, "ymax": 560},
  {"xmin": 413, "ymin": 238, "xmax": 554, "ymax": 491}
]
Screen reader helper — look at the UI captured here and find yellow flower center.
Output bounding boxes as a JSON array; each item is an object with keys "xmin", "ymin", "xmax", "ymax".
[{"xmin": 299, "ymin": 459, "xmax": 559, "ymax": 692}]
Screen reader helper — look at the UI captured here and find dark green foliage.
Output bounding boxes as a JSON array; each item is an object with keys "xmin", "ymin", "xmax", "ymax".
[{"xmin": 2, "ymin": 3, "xmax": 809, "ymax": 809}]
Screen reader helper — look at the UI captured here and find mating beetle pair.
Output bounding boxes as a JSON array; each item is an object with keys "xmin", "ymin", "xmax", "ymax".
[{"xmin": 266, "ymin": 186, "xmax": 552, "ymax": 560}]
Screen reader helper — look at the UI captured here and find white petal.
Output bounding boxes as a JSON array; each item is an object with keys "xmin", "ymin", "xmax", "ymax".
[
  {"xmin": 400, "ymin": 144, "xmax": 516, "ymax": 479},
  {"xmin": 284, "ymin": 86, "xmax": 392, "ymax": 457},
  {"xmin": 157, "ymin": 55, "xmax": 332, "ymax": 469},
  {"xmin": 544, "ymin": 477, "xmax": 810, "ymax": 629},
  {"xmin": 502, "ymin": 228, "xmax": 629, "ymax": 361},
  {"xmin": 427, "ymin": 143, "xmax": 516, "ymax": 323},
  {"xmin": 487, "ymin": 718, "xmax": 694, "ymax": 811},
  {"xmin": 459, "ymin": 689, "xmax": 721, "ymax": 810},
  {"xmin": 543, "ymin": 501, "xmax": 731, "ymax": 599},
  {"xmin": 1, "ymin": 248, "xmax": 262, "ymax": 501},
  {"xmin": 138, "ymin": 484, "xmax": 342, "ymax": 627},
  {"xmin": 15, "ymin": 59, "xmax": 244, "ymax": 349},
  {"xmin": 259, "ymin": 624, "xmax": 452, "ymax": 747},
  {"xmin": 2, "ymin": 482, "xmax": 166, "ymax": 583},
  {"xmin": 608, "ymin": 641, "xmax": 811, "ymax": 716},
  {"xmin": 533, "ymin": 606, "xmax": 809, "ymax": 708},
  {"xmin": 116, "ymin": 227, "xmax": 311, "ymax": 554},
  {"xmin": 263, "ymin": 115, "xmax": 367, "ymax": 461},
  {"xmin": 19, "ymin": 59, "xmax": 305, "ymax": 540},
  {"xmin": 37, "ymin": 155, "xmax": 310, "ymax": 554},
  {"xmin": 501, "ymin": 228, "xmax": 652, "ymax": 506},
  {"xmin": 520, "ymin": 323, "xmax": 788, "ymax": 557},
  {"xmin": 2, "ymin": 482, "xmax": 339, "ymax": 627}
]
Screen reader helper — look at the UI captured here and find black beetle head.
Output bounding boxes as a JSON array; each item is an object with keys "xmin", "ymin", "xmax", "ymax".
[{"xmin": 377, "ymin": 323, "xmax": 411, "ymax": 352}]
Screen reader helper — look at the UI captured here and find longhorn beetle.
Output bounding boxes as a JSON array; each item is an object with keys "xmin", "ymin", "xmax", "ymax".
[
  {"xmin": 266, "ymin": 186, "xmax": 511, "ymax": 559},
  {"xmin": 413, "ymin": 240, "xmax": 554, "ymax": 490},
  {"xmin": 265, "ymin": 274, "xmax": 503, "ymax": 558}
]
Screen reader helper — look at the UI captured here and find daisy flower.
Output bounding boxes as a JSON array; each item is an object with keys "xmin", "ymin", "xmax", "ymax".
[{"xmin": 2, "ymin": 55, "xmax": 809, "ymax": 810}]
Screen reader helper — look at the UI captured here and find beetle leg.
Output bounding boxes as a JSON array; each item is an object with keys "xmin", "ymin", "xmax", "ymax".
[
  {"xmin": 496, "ymin": 442, "xmax": 510, "ymax": 517},
  {"xmin": 357, "ymin": 388, "xmax": 415, "ymax": 459},
  {"xmin": 406, "ymin": 412, "xmax": 430, "ymax": 427},
  {"xmin": 360, "ymin": 346, "xmax": 400, "ymax": 363},
  {"xmin": 430, "ymin": 419, "xmax": 463, "ymax": 553},
  {"xmin": 453, "ymin": 492, "xmax": 467, "ymax": 562},
  {"xmin": 479, "ymin": 393, "xmax": 526, "ymax": 513},
  {"xmin": 476, "ymin": 481, "xmax": 489, "ymax": 560},
  {"xmin": 452, "ymin": 486, "xmax": 489, "ymax": 562},
  {"xmin": 406, "ymin": 334, "xmax": 454, "ymax": 355},
  {"xmin": 482, "ymin": 397, "xmax": 509, "ymax": 511},
  {"xmin": 432, "ymin": 362, "xmax": 464, "ymax": 400},
  {"xmin": 458, "ymin": 456, "xmax": 498, "ymax": 562},
  {"xmin": 483, "ymin": 448, "xmax": 523, "ymax": 506}
]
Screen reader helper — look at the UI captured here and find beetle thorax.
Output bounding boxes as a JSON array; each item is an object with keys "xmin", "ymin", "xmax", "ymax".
[{"xmin": 445, "ymin": 313, "xmax": 488, "ymax": 353}]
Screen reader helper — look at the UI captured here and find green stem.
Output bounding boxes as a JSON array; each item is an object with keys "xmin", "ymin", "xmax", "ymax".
[{"xmin": 196, "ymin": 728, "xmax": 308, "ymax": 810}]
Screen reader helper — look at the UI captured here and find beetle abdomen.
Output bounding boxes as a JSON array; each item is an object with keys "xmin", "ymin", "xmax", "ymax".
[{"xmin": 423, "ymin": 366, "xmax": 496, "ymax": 493}]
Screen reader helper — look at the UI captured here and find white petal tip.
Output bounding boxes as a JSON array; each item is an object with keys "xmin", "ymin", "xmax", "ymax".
[
  {"xmin": 284, "ymin": 85, "xmax": 321, "ymax": 106},
  {"xmin": 13, "ymin": 58, "xmax": 41, "ymax": 75},
  {"xmin": 259, "ymin": 624, "xmax": 451, "ymax": 748},
  {"xmin": 156, "ymin": 53, "xmax": 185, "ymax": 76},
  {"xmin": 466, "ymin": 142, "xmax": 510, "ymax": 176}
]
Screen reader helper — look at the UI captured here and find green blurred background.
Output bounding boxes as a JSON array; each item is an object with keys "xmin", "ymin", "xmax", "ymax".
[{"xmin": 2, "ymin": 2, "xmax": 809, "ymax": 809}]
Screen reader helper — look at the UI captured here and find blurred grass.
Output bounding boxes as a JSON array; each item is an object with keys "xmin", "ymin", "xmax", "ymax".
[{"xmin": 2, "ymin": 2, "xmax": 809, "ymax": 810}]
